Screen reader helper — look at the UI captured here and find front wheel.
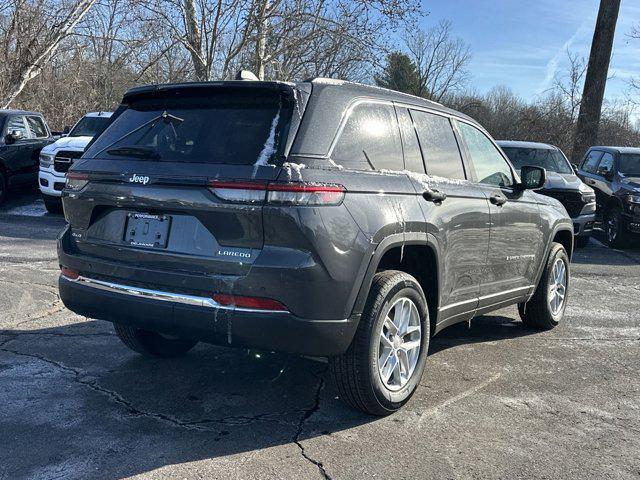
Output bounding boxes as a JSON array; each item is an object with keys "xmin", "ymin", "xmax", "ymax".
[
  {"xmin": 605, "ymin": 206, "xmax": 628, "ymax": 249},
  {"xmin": 518, "ymin": 242, "xmax": 569, "ymax": 330},
  {"xmin": 113, "ymin": 323, "xmax": 198, "ymax": 358},
  {"xmin": 330, "ymin": 270, "xmax": 430, "ymax": 416}
]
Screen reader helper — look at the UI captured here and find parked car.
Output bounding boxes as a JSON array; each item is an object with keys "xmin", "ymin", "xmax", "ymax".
[
  {"xmin": 575, "ymin": 146, "xmax": 640, "ymax": 248},
  {"xmin": 57, "ymin": 78, "xmax": 573, "ymax": 415},
  {"xmin": 38, "ymin": 111, "xmax": 113, "ymax": 212},
  {"xmin": 497, "ymin": 141, "xmax": 596, "ymax": 248},
  {"xmin": 0, "ymin": 109, "xmax": 54, "ymax": 205}
]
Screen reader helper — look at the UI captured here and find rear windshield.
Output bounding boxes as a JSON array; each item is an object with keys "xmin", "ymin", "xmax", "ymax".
[
  {"xmin": 501, "ymin": 147, "xmax": 573, "ymax": 174},
  {"xmin": 69, "ymin": 116, "xmax": 111, "ymax": 138},
  {"xmin": 84, "ymin": 90, "xmax": 291, "ymax": 165},
  {"xmin": 619, "ymin": 154, "xmax": 640, "ymax": 176}
]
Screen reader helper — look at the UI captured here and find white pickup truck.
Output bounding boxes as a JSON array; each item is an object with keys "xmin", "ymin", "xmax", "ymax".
[{"xmin": 39, "ymin": 112, "xmax": 112, "ymax": 212}]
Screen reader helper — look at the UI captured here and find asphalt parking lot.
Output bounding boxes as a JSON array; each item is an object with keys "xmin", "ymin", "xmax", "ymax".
[{"xmin": 1, "ymin": 192, "xmax": 639, "ymax": 480}]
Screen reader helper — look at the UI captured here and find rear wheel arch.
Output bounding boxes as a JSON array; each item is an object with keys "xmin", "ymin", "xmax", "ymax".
[{"xmin": 351, "ymin": 233, "xmax": 440, "ymax": 333}]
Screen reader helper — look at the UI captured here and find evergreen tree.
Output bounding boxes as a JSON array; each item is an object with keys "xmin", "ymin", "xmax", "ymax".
[{"xmin": 374, "ymin": 52, "xmax": 419, "ymax": 95}]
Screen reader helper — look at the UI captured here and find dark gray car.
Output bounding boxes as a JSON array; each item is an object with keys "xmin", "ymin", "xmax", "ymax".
[
  {"xmin": 57, "ymin": 79, "xmax": 573, "ymax": 415},
  {"xmin": 497, "ymin": 140, "xmax": 596, "ymax": 248},
  {"xmin": 0, "ymin": 109, "xmax": 54, "ymax": 204}
]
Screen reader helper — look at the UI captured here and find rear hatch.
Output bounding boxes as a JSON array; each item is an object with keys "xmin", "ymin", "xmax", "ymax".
[{"xmin": 63, "ymin": 82, "xmax": 307, "ymax": 278}]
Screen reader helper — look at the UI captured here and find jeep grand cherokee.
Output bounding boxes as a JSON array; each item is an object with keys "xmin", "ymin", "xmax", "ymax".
[{"xmin": 58, "ymin": 79, "xmax": 573, "ymax": 415}]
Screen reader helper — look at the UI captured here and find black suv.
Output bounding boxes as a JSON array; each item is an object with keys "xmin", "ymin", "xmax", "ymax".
[
  {"xmin": 0, "ymin": 110, "xmax": 54, "ymax": 205},
  {"xmin": 576, "ymin": 146, "xmax": 640, "ymax": 248},
  {"xmin": 498, "ymin": 141, "xmax": 596, "ymax": 248},
  {"xmin": 58, "ymin": 79, "xmax": 573, "ymax": 415}
]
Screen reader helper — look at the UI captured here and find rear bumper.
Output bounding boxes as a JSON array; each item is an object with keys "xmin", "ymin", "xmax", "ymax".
[{"xmin": 59, "ymin": 274, "xmax": 359, "ymax": 357}]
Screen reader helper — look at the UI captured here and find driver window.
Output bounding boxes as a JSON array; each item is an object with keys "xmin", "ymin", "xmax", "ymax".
[
  {"xmin": 458, "ymin": 122, "xmax": 513, "ymax": 187},
  {"xmin": 596, "ymin": 152, "xmax": 614, "ymax": 176},
  {"xmin": 5, "ymin": 116, "xmax": 28, "ymax": 138}
]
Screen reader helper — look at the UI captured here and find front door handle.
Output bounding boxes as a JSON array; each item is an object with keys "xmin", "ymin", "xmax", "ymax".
[
  {"xmin": 489, "ymin": 194, "xmax": 507, "ymax": 206},
  {"xmin": 423, "ymin": 189, "xmax": 447, "ymax": 203}
]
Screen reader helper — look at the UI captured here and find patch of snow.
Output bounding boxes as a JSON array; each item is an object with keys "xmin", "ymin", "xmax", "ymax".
[
  {"xmin": 378, "ymin": 169, "xmax": 471, "ymax": 187},
  {"xmin": 327, "ymin": 158, "xmax": 344, "ymax": 170},
  {"xmin": 254, "ymin": 110, "xmax": 281, "ymax": 167},
  {"xmin": 282, "ymin": 162, "xmax": 306, "ymax": 181}
]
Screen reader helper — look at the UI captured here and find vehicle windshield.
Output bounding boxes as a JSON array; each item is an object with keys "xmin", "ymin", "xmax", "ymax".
[
  {"xmin": 619, "ymin": 154, "xmax": 640, "ymax": 176},
  {"xmin": 84, "ymin": 90, "xmax": 291, "ymax": 165},
  {"xmin": 69, "ymin": 116, "xmax": 111, "ymax": 138},
  {"xmin": 501, "ymin": 147, "xmax": 573, "ymax": 174}
]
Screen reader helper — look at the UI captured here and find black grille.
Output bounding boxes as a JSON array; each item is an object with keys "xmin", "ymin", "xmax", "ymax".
[
  {"xmin": 541, "ymin": 189, "xmax": 585, "ymax": 218},
  {"xmin": 54, "ymin": 150, "xmax": 84, "ymax": 173}
]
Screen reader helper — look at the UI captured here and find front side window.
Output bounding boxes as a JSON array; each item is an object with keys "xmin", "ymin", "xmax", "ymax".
[
  {"xmin": 582, "ymin": 150, "xmax": 603, "ymax": 174},
  {"xmin": 596, "ymin": 152, "xmax": 614, "ymax": 176},
  {"xmin": 458, "ymin": 122, "xmax": 513, "ymax": 187},
  {"xmin": 619, "ymin": 154, "xmax": 640, "ymax": 176},
  {"xmin": 412, "ymin": 110, "xmax": 465, "ymax": 180},
  {"xmin": 5, "ymin": 116, "xmax": 28, "ymax": 138},
  {"xmin": 331, "ymin": 103, "xmax": 403, "ymax": 171},
  {"xmin": 26, "ymin": 116, "xmax": 48, "ymax": 138},
  {"xmin": 501, "ymin": 147, "xmax": 573, "ymax": 174}
]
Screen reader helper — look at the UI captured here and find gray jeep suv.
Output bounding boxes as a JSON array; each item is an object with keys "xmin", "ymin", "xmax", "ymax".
[{"xmin": 58, "ymin": 79, "xmax": 573, "ymax": 415}]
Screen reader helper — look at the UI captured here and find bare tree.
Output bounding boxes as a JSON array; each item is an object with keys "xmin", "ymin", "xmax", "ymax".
[
  {"xmin": 404, "ymin": 20, "xmax": 471, "ymax": 102},
  {"xmin": 571, "ymin": 0, "xmax": 621, "ymax": 162},
  {"xmin": 553, "ymin": 50, "xmax": 587, "ymax": 122},
  {"xmin": 0, "ymin": 0, "xmax": 98, "ymax": 107}
]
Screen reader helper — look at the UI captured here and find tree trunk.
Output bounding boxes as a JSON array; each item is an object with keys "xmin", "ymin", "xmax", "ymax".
[
  {"xmin": 571, "ymin": 0, "xmax": 621, "ymax": 162},
  {"xmin": 183, "ymin": 0, "xmax": 208, "ymax": 80}
]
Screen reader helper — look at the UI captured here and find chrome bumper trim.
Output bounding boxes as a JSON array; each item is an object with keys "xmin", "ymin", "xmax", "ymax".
[{"xmin": 61, "ymin": 275, "xmax": 288, "ymax": 314}]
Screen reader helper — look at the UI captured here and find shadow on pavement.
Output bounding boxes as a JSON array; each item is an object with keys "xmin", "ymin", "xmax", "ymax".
[{"xmin": 430, "ymin": 313, "xmax": 537, "ymax": 354}]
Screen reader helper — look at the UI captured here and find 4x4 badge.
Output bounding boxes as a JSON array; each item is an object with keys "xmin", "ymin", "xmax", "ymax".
[{"xmin": 128, "ymin": 174, "xmax": 150, "ymax": 185}]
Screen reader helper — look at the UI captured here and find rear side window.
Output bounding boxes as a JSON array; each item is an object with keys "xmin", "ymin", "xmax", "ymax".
[
  {"xmin": 85, "ymin": 90, "xmax": 291, "ymax": 165},
  {"xmin": 26, "ymin": 116, "xmax": 48, "ymax": 138},
  {"xmin": 396, "ymin": 108, "xmax": 424, "ymax": 174},
  {"xmin": 5, "ymin": 116, "xmax": 27, "ymax": 137},
  {"xmin": 331, "ymin": 103, "xmax": 403, "ymax": 171},
  {"xmin": 582, "ymin": 150, "xmax": 603, "ymax": 173},
  {"xmin": 458, "ymin": 122, "xmax": 513, "ymax": 187},
  {"xmin": 411, "ymin": 110, "xmax": 465, "ymax": 180}
]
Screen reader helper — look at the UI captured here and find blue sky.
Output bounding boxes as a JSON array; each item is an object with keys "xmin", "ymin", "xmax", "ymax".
[{"xmin": 420, "ymin": 0, "xmax": 640, "ymax": 103}]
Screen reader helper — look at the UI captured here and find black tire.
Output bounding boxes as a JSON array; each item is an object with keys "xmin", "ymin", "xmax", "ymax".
[
  {"xmin": 575, "ymin": 236, "xmax": 590, "ymax": 248},
  {"xmin": 0, "ymin": 170, "xmax": 6, "ymax": 206},
  {"xmin": 605, "ymin": 206, "xmax": 629, "ymax": 249},
  {"xmin": 518, "ymin": 242, "xmax": 569, "ymax": 330},
  {"xmin": 329, "ymin": 270, "xmax": 430, "ymax": 416},
  {"xmin": 113, "ymin": 323, "xmax": 198, "ymax": 358},
  {"xmin": 43, "ymin": 196, "xmax": 63, "ymax": 214}
]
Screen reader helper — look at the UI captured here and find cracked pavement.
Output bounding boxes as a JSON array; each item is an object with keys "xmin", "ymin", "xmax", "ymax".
[{"xmin": 1, "ymin": 193, "xmax": 639, "ymax": 479}]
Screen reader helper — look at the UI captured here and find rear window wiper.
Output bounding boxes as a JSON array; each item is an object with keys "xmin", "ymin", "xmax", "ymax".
[
  {"xmin": 94, "ymin": 111, "xmax": 183, "ymax": 157},
  {"xmin": 106, "ymin": 146, "xmax": 161, "ymax": 159}
]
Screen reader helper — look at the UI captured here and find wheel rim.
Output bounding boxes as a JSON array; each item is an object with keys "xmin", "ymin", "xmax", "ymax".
[
  {"xmin": 377, "ymin": 297, "xmax": 421, "ymax": 391},
  {"xmin": 607, "ymin": 211, "xmax": 618, "ymax": 243},
  {"xmin": 548, "ymin": 258, "xmax": 567, "ymax": 316}
]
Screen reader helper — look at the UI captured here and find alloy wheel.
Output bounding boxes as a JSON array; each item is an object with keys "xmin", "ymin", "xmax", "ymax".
[
  {"xmin": 548, "ymin": 258, "xmax": 567, "ymax": 316},
  {"xmin": 377, "ymin": 297, "xmax": 422, "ymax": 391}
]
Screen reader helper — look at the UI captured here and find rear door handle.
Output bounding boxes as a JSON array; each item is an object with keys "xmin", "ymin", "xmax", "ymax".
[
  {"xmin": 422, "ymin": 189, "xmax": 447, "ymax": 203},
  {"xmin": 489, "ymin": 194, "xmax": 507, "ymax": 206},
  {"xmin": 585, "ymin": 178, "xmax": 596, "ymax": 185}
]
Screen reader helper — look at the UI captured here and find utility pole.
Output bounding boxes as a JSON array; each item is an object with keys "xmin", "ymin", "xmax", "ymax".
[{"xmin": 571, "ymin": 0, "xmax": 621, "ymax": 162}]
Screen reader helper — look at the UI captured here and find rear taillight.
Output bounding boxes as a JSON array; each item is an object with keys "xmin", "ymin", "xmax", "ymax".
[
  {"xmin": 65, "ymin": 172, "xmax": 89, "ymax": 192},
  {"xmin": 212, "ymin": 294, "xmax": 288, "ymax": 312},
  {"xmin": 61, "ymin": 266, "xmax": 80, "ymax": 280},
  {"xmin": 207, "ymin": 180, "xmax": 345, "ymax": 206}
]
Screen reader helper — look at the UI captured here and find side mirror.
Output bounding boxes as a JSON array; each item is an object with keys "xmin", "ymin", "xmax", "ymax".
[
  {"xmin": 519, "ymin": 165, "xmax": 546, "ymax": 190},
  {"xmin": 5, "ymin": 129, "xmax": 23, "ymax": 143},
  {"xmin": 62, "ymin": 125, "xmax": 71, "ymax": 136}
]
